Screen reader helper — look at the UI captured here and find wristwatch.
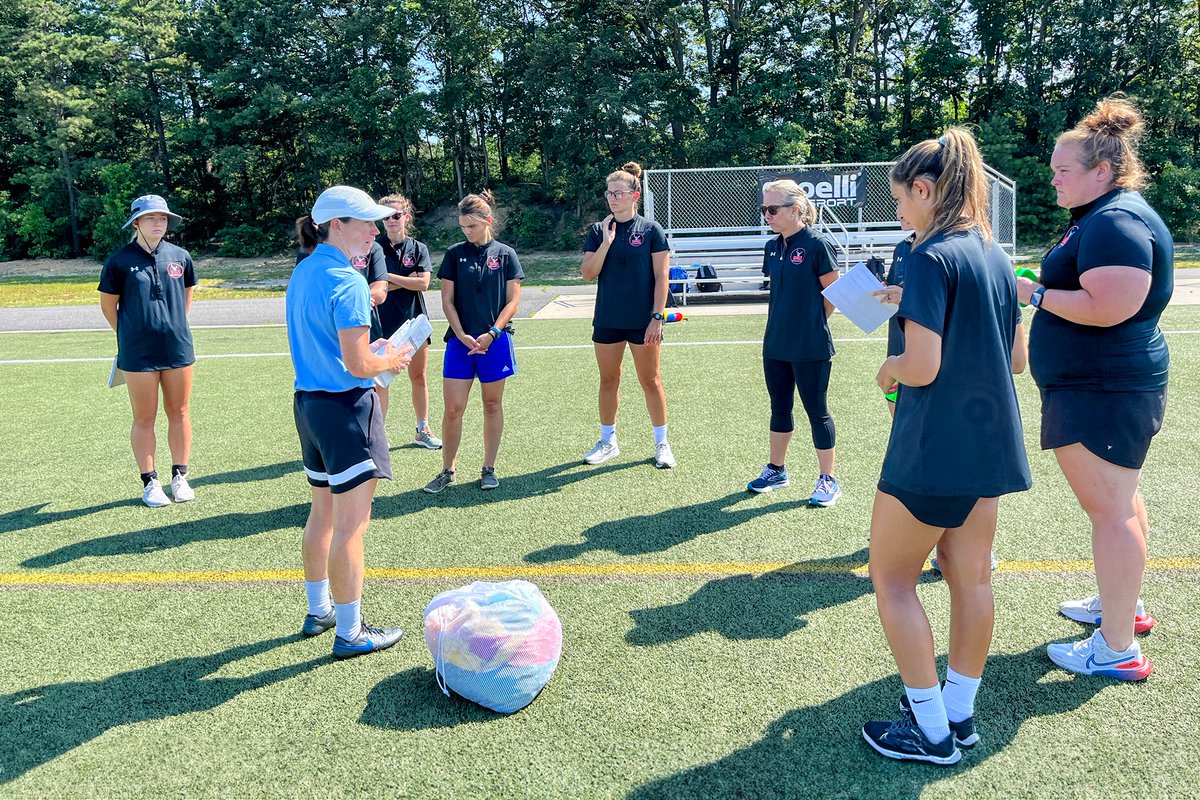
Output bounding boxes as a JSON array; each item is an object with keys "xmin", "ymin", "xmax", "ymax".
[
  {"xmin": 1029, "ymin": 286, "xmax": 1047, "ymax": 309},
  {"xmin": 651, "ymin": 311, "xmax": 665, "ymax": 321}
]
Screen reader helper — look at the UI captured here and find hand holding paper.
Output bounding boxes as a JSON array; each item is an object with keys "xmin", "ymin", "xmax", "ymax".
[
  {"xmin": 374, "ymin": 314, "xmax": 433, "ymax": 388},
  {"xmin": 821, "ymin": 262, "xmax": 899, "ymax": 334}
]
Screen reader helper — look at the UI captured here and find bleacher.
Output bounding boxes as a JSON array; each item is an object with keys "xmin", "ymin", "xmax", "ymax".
[{"xmin": 644, "ymin": 162, "xmax": 1016, "ymax": 305}]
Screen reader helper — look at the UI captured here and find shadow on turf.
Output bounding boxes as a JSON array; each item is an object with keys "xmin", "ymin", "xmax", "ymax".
[
  {"xmin": 359, "ymin": 667, "xmax": 504, "ymax": 730},
  {"xmin": 626, "ymin": 548, "xmax": 872, "ymax": 644},
  {"xmin": 192, "ymin": 459, "xmax": 302, "ymax": 486},
  {"xmin": 0, "ymin": 500, "xmax": 137, "ymax": 536},
  {"xmin": 22, "ymin": 460, "xmax": 635, "ymax": 568},
  {"xmin": 524, "ymin": 491, "xmax": 812, "ymax": 563},
  {"xmin": 625, "ymin": 644, "xmax": 1111, "ymax": 799},
  {"xmin": 0, "ymin": 634, "xmax": 324, "ymax": 785}
]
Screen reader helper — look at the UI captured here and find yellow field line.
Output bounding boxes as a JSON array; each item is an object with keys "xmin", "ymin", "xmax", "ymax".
[{"xmin": 1, "ymin": 557, "xmax": 1198, "ymax": 588}]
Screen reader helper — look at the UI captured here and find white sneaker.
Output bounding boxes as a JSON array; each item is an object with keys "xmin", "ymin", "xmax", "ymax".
[
  {"xmin": 1046, "ymin": 629, "xmax": 1153, "ymax": 681},
  {"xmin": 654, "ymin": 441, "xmax": 677, "ymax": 469},
  {"xmin": 1060, "ymin": 595, "xmax": 1156, "ymax": 635},
  {"xmin": 584, "ymin": 438, "xmax": 620, "ymax": 465},
  {"xmin": 143, "ymin": 479, "xmax": 171, "ymax": 508},
  {"xmin": 170, "ymin": 473, "xmax": 196, "ymax": 503}
]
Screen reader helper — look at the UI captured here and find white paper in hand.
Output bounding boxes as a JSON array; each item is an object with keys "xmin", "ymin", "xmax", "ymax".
[
  {"xmin": 108, "ymin": 355, "xmax": 126, "ymax": 389},
  {"xmin": 374, "ymin": 314, "xmax": 433, "ymax": 388},
  {"xmin": 821, "ymin": 262, "xmax": 898, "ymax": 334}
]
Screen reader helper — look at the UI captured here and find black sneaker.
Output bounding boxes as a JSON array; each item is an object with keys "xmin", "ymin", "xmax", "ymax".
[
  {"xmin": 480, "ymin": 466, "xmax": 499, "ymax": 490},
  {"xmin": 899, "ymin": 693, "xmax": 979, "ymax": 748},
  {"xmin": 332, "ymin": 618, "xmax": 404, "ymax": 660},
  {"xmin": 423, "ymin": 468, "xmax": 455, "ymax": 494},
  {"xmin": 301, "ymin": 609, "xmax": 336, "ymax": 638},
  {"xmin": 862, "ymin": 714, "xmax": 961, "ymax": 765}
]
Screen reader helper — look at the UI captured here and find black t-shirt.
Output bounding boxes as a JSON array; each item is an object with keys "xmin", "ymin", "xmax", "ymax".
[
  {"xmin": 584, "ymin": 215, "xmax": 669, "ymax": 329},
  {"xmin": 298, "ymin": 243, "xmax": 388, "ymax": 340},
  {"xmin": 1029, "ymin": 189, "xmax": 1173, "ymax": 392},
  {"xmin": 375, "ymin": 233, "xmax": 432, "ymax": 338},
  {"xmin": 885, "ymin": 236, "xmax": 915, "ymax": 357},
  {"xmin": 761, "ymin": 227, "xmax": 837, "ymax": 362},
  {"xmin": 880, "ymin": 229, "xmax": 1031, "ymax": 497},
  {"xmin": 98, "ymin": 241, "xmax": 197, "ymax": 372},
  {"xmin": 437, "ymin": 240, "xmax": 524, "ymax": 341}
]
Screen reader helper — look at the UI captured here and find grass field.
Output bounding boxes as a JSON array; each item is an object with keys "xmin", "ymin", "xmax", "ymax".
[{"xmin": 2, "ymin": 309, "xmax": 1198, "ymax": 798}]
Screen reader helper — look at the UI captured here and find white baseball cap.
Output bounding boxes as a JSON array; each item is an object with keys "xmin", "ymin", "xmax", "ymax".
[{"xmin": 311, "ymin": 186, "xmax": 396, "ymax": 224}]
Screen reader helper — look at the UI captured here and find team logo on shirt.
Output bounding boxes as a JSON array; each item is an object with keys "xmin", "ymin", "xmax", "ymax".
[
  {"xmin": 1057, "ymin": 225, "xmax": 1080, "ymax": 248},
  {"xmin": 403, "ymin": 255, "xmax": 415, "ymax": 267},
  {"xmin": 486, "ymin": 255, "xmax": 501, "ymax": 270},
  {"xmin": 166, "ymin": 262, "xmax": 184, "ymax": 279},
  {"xmin": 790, "ymin": 247, "xmax": 806, "ymax": 264},
  {"xmin": 628, "ymin": 231, "xmax": 645, "ymax": 247},
  {"xmin": 351, "ymin": 255, "xmax": 368, "ymax": 271}
]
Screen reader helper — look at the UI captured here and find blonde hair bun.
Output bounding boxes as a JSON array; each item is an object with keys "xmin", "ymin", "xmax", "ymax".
[{"xmin": 621, "ymin": 162, "xmax": 643, "ymax": 179}]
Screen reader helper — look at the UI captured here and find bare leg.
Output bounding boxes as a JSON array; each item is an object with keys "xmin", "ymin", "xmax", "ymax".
[
  {"xmin": 124, "ymin": 371, "xmax": 162, "ymax": 473},
  {"xmin": 158, "ymin": 366, "xmax": 193, "ymax": 467},
  {"xmin": 629, "ymin": 342, "xmax": 667, "ymax": 427},
  {"xmin": 594, "ymin": 342, "xmax": 625, "ymax": 426},
  {"xmin": 408, "ymin": 344, "xmax": 430, "ymax": 425},
  {"xmin": 302, "ymin": 486, "xmax": 334, "ymax": 581},
  {"xmin": 440, "ymin": 378, "xmax": 474, "ymax": 472},
  {"xmin": 936, "ymin": 498, "xmax": 1000, "ymax": 678},
  {"xmin": 327, "ymin": 478, "xmax": 377, "ymax": 605},
  {"xmin": 480, "ymin": 378, "xmax": 507, "ymax": 468}
]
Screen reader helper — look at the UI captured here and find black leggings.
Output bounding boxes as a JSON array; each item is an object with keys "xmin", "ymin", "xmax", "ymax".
[{"xmin": 763, "ymin": 357, "xmax": 835, "ymax": 450}]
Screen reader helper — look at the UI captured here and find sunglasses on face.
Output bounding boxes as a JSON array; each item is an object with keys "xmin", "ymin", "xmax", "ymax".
[
  {"xmin": 385, "ymin": 213, "xmax": 405, "ymax": 221},
  {"xmin": 604, "ymin": 190, "xmax": 635, "ymax": 199},
  {"xmin": 760, "ymin": 203, "xmax": 794, "ymax": 216}
]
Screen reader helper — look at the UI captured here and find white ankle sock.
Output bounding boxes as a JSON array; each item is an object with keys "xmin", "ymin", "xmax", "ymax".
[
  {"xmin": 942, "ymin": 668, "xmax": 982, "ymax": 723},
  {"xmin": 904, "ymin": 684, "xmax": 951, "ymax": 742},
  {"xmin": 600, "ymin": 424, "xmax": 616, "ymax": 443},
  {"xmin": 305, "ymin": 579, "xmax": 331, "ymax": 617},
  {"xmin": 334, "ymin": 598, "xmax": 362, "ymax": 641},
  {"xmin": 653, "ymin": 424, "xmax": 668, "ymax": 446},
  {"xmin": 417, "ymin": 419, "xmax": 429, "ymax": 432}
]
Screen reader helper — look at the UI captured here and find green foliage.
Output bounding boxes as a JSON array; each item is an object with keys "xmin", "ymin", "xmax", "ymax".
[
  {"xmin": 0, "ymin": 191, "xmax": 21, "ymax": 260},
  {"xmin": 1145, "ymin": 163, "xmax": 1200, "ymax": 243},
  {"xmin": 215, "ymin": 224, "xmax": 288, "ymax": 257},
  {"xmin": 86, "ymin": 163, "xmax": 140, "ymax": 260},
  {"xmin": 17, "ymin": 203, "xmax": 69, "ymax": 259}
]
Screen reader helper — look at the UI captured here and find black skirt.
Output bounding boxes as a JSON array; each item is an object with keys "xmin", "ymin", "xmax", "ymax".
[{"xmin": 1039, "ymin": 387, "xmax": 1166, "ymax": 470}]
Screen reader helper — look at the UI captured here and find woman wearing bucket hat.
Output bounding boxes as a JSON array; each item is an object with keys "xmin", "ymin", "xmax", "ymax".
[
  {"xmin": 98, "ymin": 194, "xmax": 199, "ymax": 508},
  {"xmin": 288, "ymin": 185, "xmax": 414, "ymax": 660}
]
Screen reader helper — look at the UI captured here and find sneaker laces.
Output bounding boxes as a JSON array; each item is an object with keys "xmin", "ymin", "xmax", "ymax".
[
  {"xmin": 816, "ymin": 475, "xmax": 836, "ymax": 494},
  {"xmin": 758, "ymin": 465, "xmax": 777, "ymax": 480}
]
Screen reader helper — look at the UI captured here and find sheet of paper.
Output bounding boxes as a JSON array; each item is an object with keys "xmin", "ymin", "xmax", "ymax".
[
  {"xmin": 374, "ymin": 314, "xmax": 433, "ymax": 388},
  {"xmin": 821, "ymin": 261, "xmax": 898, "ymax": 334},
  {"xmin": 108, "ymin": 355, "xmax": 126, "ymax": 388}
]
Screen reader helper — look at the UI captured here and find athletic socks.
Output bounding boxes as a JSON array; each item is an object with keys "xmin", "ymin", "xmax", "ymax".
[
  {"xmin": 942, "ymin": 667, "xmax": 982, "ymax": 723},
  {"xmin": 769, "ymin": 462, "xmax": 785, "ymax": 471},
  {"xmin": 172, "ymin": 464, "xmax": 188, "ymax": 478},
  {"xmin": 904, "ymin": 684, "xmax": 952, "ymax": 743},
  {"xmin": 653, "ymin": 424, "xmax": 668, "ymax": 446},
  {"xmin": 140, "ymin": 470, "xmax": 158, "ymax": 487},
  {"xmin": 334, "ymin": 597, "xmax": 363, "ymax": 641},
  {"xmin": 600, "ymin": 424, "xmax": 616, "ymax": 443},
  {"xmin": 417, "ymin": 419, "xmax": 429, "ymax": 433},
  {"xmin": 305, "ymin": 579, "xmax": 332, "ymax": 617}
]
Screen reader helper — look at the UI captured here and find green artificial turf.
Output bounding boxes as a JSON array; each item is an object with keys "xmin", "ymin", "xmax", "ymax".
[{"xmin": 1, "ymin": 310, "xmax": 1198, "ymax": 797}]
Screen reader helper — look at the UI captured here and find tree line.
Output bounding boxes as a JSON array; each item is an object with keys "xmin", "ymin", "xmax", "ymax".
[{"xmin": 1, "ymin": 0, "xmax": 1197, "ymax": 261}]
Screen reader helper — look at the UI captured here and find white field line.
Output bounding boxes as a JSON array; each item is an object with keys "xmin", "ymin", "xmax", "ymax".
[{"xmin": 2, "ymin": 330, "xmax": 1198, "ymax": 366}]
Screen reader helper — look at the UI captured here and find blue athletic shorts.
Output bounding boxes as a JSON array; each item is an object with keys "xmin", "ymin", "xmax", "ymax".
[
  {"xmin": 293, "ymin": 387, "xmax": 392, "ymax": 493},
  {"xmin": 443, "ymin": 331, "xmax": 517, "ymax": 383}
]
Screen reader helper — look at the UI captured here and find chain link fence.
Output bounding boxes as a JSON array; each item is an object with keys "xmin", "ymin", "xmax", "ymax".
[{"xmin": 645, "ymin": 163, "xmax": 1016, "ymax": 254}]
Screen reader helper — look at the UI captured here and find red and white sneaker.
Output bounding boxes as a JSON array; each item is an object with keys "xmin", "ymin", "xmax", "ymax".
[{"xmin": 1059, "ymin": 595, "xmax": 1156, "ymax": 635}]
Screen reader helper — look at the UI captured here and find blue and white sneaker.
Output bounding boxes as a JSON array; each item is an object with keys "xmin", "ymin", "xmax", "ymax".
[
  {"xmin": 900, "ymin": 692, "xmax": 979, "ymax": 748},
  {"xmin": 1059, "ymin": 594, "xmax": 1156, "ymax": 635},
  {"xmin": 332, "ymin": 619, "xmax": 405, "ymax": 660},
  {"xmin": 1046, "ymin": 629, "xmax": 1153, "ymax": 681},
  {"xmin": 862, "ymin": 714, "xmax": 961, "ymax": 765},
  {"xmin": 930, "ymin": 552, "xmax": 999, "ymax": 573},
  {"xmin": 747, "ymin": 465, "xmax": 790, "ymax": 493},
  {"xmin": 301, "ymin": 609, "xmax": 336, "ymax": 638},
  {"xmin": 809, "ymin": 474, "xmax": 841, "ymax": 507}
]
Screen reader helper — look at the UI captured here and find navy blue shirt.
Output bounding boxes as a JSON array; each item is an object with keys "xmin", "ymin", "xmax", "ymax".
[
  {"xmin": 1029, "ymin": 189, "xmax": 1173, "ymax": 392},
  {"xmin": 885, "ymin": 236, "xmax": 915, "ymax": 357},
  {"xmin": 376, "ymin": 234, "xmax": 432, "ymax": 338},
  {"xmin": 98, "ymin": 241, "xmax": 197, "ymax": 372},
  {"xmin": 584, "ymin": 215, "xmax": 669, "ymax": 330},
  {"xmin": 437, "ymin": 240, "xmax": 524, "ymax": 342},
  {"xmin": 761, "ymin": 227, "xmax": 837, "ymax": 362},
  {"xmin": 881, "ymin": 229, "xmax": 1031, "ymax": 497},
  {"xmin": 285, "ymin": 244, "xmax": 374, "ymax": 393}
]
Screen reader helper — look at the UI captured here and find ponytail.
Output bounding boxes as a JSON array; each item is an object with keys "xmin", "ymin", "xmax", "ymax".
[
  {"xmin": 890, "ymin": 127, "xmax": 991, "ymax": 246},
  {"xmin": 295, "ymin": 214, "xmax": 331, "ymax": 255}
]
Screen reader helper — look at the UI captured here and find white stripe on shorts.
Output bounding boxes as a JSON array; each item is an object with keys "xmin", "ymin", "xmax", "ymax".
[
  {"xmin": 303, "ymin": 466, "xmax": 330, "ymax": 483},
  {"xmin": 326, "ymin": 459, "xmax": 379, "ymax": 486}
]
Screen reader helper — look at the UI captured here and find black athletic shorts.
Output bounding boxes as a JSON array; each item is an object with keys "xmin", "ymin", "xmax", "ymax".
[
  {"xmin": 293, "ymin": 387, "xmax": 392, "ymax": 493},
  {"xmin": 1039, "ymin": 387, "xmax": 1166, "ymax": 470},
  {"xmin": 592, "ymin": 326, "xmax": 651, "ymax": 345},
  {"xmin": 878, "ymin": 480, "xmax": 983, "ymax": 529}
]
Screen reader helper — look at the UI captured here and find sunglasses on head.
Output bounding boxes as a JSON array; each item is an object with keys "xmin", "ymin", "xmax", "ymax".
[{"xmin": 760, "ymin": 203, "xmax": 794, "ymax": 216}]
